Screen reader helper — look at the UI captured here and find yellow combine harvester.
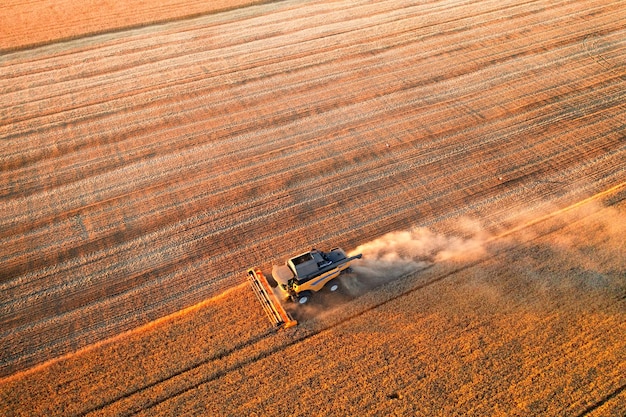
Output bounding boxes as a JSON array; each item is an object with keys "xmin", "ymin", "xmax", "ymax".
[{"xmin": 248, "ymin": 248, "xmax": 362, "ymax": 328}]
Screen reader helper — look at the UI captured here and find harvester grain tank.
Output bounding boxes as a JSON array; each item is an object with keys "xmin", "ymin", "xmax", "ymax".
[{"xmin": 247, "ymin": 247, "xmax": 362, "ymax": 328}]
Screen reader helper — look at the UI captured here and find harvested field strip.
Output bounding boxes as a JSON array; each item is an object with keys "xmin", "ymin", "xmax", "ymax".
[
  {"xmin": 2, "ymin": 99, "xmax": 620, "ymax": 289},
  {"xmin": 2, "ymin": 62, "xmax": 622, "ymax": 291},
  {"xmin": 0, "ymin": 0, "xmax": 573, "ymax": 81},
  {"xmin": 3, "ymin": 26, "xmax": 620, "ymax": 226},
  {"xmin": 2, "ymin": 34, "xmax": 620, "ymax": 255},
  {"xmin": 2, "ymin": 34, "xmax": 620, "ymax": 229},
  {"xmin": 3, "ymin": 44, "xmax": 620, "ymax": 211},
  {"xmin": 3, "ymin": 13, "xmax": 620, "ymax": 177}
]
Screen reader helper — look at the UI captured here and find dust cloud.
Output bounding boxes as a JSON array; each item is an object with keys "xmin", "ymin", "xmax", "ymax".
[
  {"xmin": 343, "ymin": 221, "xmax": 490, "ymax": 295},
  {"xmin": 341, "ymin": 198, "xmax": 624, "ymax": 298}
]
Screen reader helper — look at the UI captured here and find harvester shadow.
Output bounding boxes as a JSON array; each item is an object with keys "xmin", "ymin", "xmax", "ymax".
[
  {"xmin": 282, "ymin": 272, "xmax": 396, "ymax": 324},
  {"xmin": 285, "ymin": 288, "xmax": 353, "ymax": 323}
]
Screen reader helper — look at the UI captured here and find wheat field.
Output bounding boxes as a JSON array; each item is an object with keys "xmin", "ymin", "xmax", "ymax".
[{"xmin": 1, "ymin": 0, "xmax": 625, "ymax": 415}]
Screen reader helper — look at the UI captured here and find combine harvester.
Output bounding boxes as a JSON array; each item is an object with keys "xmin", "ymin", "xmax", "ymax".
[{"xmin": 248, "ymin": 248, "xmax": 362, "ymax": 329}]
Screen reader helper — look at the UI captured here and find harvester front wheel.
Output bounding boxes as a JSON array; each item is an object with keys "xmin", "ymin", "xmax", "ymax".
[
  {"xmin": 297, "ymin": 291, "xmax": 312, "ymax": 305},
  {"xmin": 327, "ymin": 279, "xmax": 341, "ymax": 292}
]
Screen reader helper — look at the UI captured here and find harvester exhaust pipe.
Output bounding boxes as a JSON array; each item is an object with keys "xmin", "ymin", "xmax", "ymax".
[
  {"xmin": 247, "ymin": 268, "xmax": 297, "ymax": 329},
  {"xmin": 347, "ymin": 254, "xmax": 363, "ymax": 262}
]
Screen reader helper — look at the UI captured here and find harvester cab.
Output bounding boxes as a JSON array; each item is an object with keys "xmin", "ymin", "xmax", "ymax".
[{"xmin": 247, "ymin": 247, "xmax": 362, "ymax": 329}]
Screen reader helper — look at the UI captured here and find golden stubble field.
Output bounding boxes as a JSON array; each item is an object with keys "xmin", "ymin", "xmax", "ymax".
[{"xmin": 1, "ymin": 0, "xmax": 625, "ymax": 415}]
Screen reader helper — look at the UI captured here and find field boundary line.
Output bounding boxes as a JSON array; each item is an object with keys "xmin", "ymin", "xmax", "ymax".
[
  {"xmin": 489, "ymin": 181, "xmax": 626, "ymax": 242},
  {"xmin": 0, "ymin": 0, "xmax": 284, "ymax": 53}
]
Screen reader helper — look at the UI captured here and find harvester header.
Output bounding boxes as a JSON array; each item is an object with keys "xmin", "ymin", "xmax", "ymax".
[{"xmin": 247, "ymin": 268, "xmax": 297, "ymax": 329}]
